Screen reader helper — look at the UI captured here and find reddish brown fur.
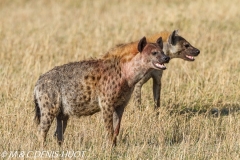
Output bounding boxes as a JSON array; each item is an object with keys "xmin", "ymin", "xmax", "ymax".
[{"xmin": 103, "ymin": 31, "xmax": 171, "ymax": 60}]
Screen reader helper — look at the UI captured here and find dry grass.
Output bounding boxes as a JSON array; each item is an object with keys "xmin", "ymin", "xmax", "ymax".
[{"xmin": 0, "ymin": 0, "xmax": 240, "ymax": 159}]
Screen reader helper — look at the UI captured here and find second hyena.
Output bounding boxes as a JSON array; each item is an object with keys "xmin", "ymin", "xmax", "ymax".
[
  {"xmin": 133, "ymin": 30, "xmax": 200, "ymax": 109},
  {"xmin": 34, "ymin": 37, "xmax": 170, "ymax": 146}
]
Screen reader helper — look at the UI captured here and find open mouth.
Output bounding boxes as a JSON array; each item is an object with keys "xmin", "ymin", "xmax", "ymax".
[
  {"xmin": 185, "ymin": 55, "xmax": 195, "ymax": 61},
  {"xmin": 153, "ymin": 62, "xmax": 166, "ymax": 70}
]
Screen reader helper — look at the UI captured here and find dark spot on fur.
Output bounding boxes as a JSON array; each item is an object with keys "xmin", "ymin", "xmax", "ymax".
[
  {"xmin": 86, "ymin": 97, "xmax": 90, "ymax": 102},
  {"xmin": 85, "ymin": 75, "xmax": 89, "ymax": 80},
  {"xmin": 104, "ymin": 67, "xmax": 108, "ymax": 72},
  {"xmin": 75, "ymin": 84, "xmax": 78, "ymax": 88},
  {"xmin": 104, "ymin": 76, "xmax": 107, "ymax": 81},
  {"xmin": 87, "ymin": 86, "xmax": 90, "ymax": 90},
  {"xmin": 92, "ymin": 76, "xmax": 95, "ymax": 81}
]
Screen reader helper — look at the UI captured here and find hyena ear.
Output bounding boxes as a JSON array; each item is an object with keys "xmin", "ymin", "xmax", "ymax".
[
  {"xmin": 168, "ymin": 30, "xmax": 178, "ymax": 45},
  {"xmin": 156, "ymin": 37, "xmax": 163, "ymax": 49},
  {"xmin": 138, "ymin": 36, "xmax": 147, "ymax": 53}
]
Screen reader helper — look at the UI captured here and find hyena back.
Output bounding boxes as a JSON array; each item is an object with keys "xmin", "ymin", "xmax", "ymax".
[{"xmin": 34, "ymin": 37, "xmax": 169, "ymax": 147}]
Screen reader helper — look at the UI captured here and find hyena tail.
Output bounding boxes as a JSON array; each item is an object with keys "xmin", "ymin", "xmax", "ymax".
[{"xmin": 34, "ymin": 95, "xmax": 41, "ymax": 125}]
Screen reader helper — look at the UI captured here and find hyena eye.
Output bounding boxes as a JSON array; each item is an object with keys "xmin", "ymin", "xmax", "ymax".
[
  {"xmin": 184, "ymin": 44, "xmax": 190, "ymax": 48},
  {"xmin": 152, "ymin": 52, "xmax": 158, "ymax": 55}
]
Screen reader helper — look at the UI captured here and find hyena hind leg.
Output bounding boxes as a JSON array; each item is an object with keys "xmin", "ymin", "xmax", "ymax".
[
  {"xmin": 54, "ymin": 114, "xmax": 69, "ymax": 146},
  {"xmin": 38, "ymin": 110, "xmax": 56, "ymax": 147}
]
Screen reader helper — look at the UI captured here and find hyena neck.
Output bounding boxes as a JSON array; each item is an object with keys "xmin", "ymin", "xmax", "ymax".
[
  {"xmin": 121, "ymin": 53, "xmax": 150, "ymax": 87},
  {"xmin": 163, "ymin": 42, "xmax": 176, "ymax": 59}
]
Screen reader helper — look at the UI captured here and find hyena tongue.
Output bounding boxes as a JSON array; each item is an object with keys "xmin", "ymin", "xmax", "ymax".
[{"xmin": 186, "ymin": 55, "xmax": 194, "ymax": 60}]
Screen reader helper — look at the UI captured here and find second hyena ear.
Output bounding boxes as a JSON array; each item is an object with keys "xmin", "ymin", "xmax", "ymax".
[
  {"xmin": 168, "ymin": 30, "xmax": 178, "ymax": 45},
  {"xmin": 138, "ymin": 37, "xmax": 147, "ymax": 52},
  {"xmin": 156, "ymin": 37, "xmax": 163, "ymax": 49}
]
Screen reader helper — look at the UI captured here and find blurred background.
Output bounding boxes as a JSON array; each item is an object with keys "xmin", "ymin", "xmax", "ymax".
[{"xmin": 0, "ymin": 0, "xmax": 240, "ymax": 159}]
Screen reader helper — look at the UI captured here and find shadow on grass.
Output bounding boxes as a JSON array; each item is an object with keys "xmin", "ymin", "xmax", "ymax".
[{"xmin": 166, "ymin": 103, "xmax": 240, "ymax": 117}]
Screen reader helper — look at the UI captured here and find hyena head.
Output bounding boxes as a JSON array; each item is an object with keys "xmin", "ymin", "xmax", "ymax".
[
  {"xmin": 168, "ymin": 30, "xmax": 200, "ymax": 61},
  {"xmin": 138, "ymin": 37, "xmax": 170, "ymax": 70}
]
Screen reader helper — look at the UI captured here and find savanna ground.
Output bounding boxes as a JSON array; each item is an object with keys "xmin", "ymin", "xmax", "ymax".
[{"xmin": 0, "ymin": 0, "xmax": 240, "ymax": 159}]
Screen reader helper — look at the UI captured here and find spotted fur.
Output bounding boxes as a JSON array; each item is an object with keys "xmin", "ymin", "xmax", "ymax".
[{"xmin": 34, "ymin": 37, "xmax": 169, "ymax": 147}]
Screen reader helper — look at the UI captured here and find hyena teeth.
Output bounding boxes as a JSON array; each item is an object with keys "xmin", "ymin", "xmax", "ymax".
[
  {"xmin": 155, "ymin": 63, "xmax": 166, "ymax": 69},
  {"xmin": 186, "ymin": 55, "xmax": 194, "ymax": 60}
]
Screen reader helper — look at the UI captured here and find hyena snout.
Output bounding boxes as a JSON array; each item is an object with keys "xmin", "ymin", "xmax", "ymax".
[
  {"xmin": 191, "ymin": 47, "xmax": 200, "ymax": 56},
  {"xmin": 161, "ymin": 55, "xmax": 170, "ymax": 63},
  {"xmin": 152, "ymin": 54, "xmax": 170, "ymax": 70},
  {"xmin": 183, "ymin": 46, "xmax": 200, "ymax": 61},
  {"xmin": 195, "ymin": 48, "xmax": 200, "ymax": 55}
]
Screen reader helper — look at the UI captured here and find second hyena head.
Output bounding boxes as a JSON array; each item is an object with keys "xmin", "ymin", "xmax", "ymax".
[
  {"xmin": 138, "ymin": 37, "xmax": 170, "ymax": 70},
  {"xmin": 167, "ymin": 30, "xmax": 200, "ymax": 61}
]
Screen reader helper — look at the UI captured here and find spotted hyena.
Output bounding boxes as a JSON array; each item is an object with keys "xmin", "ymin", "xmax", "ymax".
[
  {"xmin": 133, "ymin": 30, "xmax": 200, "ymax": 109},
  {"xmin": 34, "ymin": 37, "xmax": 170, "ymax": 147}
]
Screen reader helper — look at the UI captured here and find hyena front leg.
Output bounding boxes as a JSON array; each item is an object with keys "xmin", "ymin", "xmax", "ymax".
[
  {"xmin": 152, "ymin": 71, "xmax": 163, "ymax": 109},
  {"xmin": 133, "ymin": 73, "xmax": 152, "ymax": 108},
  {"xmin": 133, "ymin": 82, "xmax": 143, "ymax": 108},
  {"xmin": 101, "ymin": 102, "xmax": 115, "ymax": 147},
  {"xmin": 113, "ymin": 106, "xmax": 125, "ymax": 146}
]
